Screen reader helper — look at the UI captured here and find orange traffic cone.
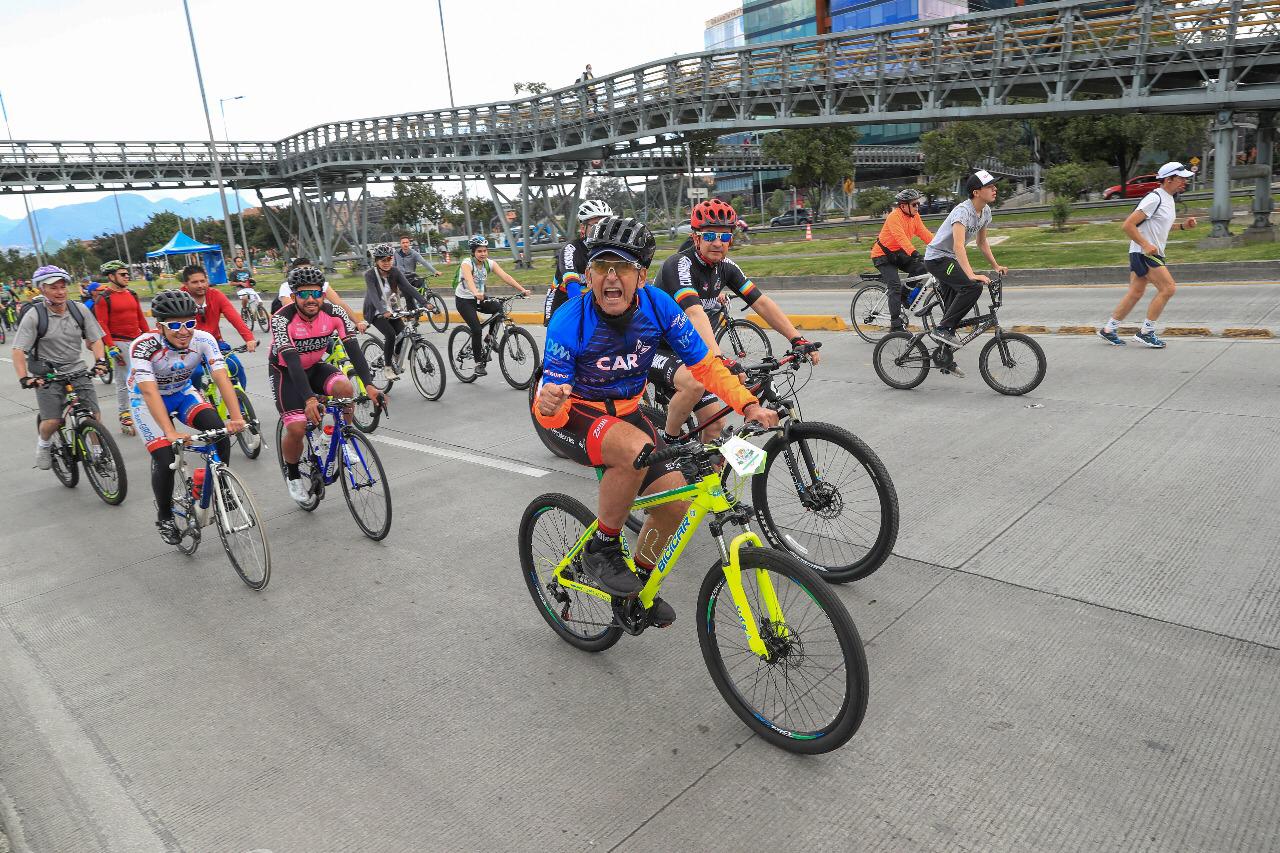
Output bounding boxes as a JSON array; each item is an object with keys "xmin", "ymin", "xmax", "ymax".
[{"xmin": 805, "ymin": 223, "xmax": 813, "ymax": 241}]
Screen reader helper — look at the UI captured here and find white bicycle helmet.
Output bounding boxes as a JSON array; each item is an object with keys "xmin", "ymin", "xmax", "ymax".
[{"xmin": 577, "ymin": 199, "xmax": 614, "ymax": 222}]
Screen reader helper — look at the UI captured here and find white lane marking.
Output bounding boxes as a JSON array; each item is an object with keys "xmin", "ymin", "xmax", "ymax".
[{"xmin": 369, "ymin": 434, "xmax": 548, "ymax": 478}]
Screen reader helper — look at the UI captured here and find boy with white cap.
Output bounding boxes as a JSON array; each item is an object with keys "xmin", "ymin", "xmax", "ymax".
[{"xmin": 1098, "ymin": 162, "xmax": 1198, "ymax": 348}]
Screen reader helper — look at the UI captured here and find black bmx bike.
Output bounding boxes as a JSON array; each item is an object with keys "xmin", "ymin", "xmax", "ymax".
[
  {"xmin": 872, "ymin": 274, "xmax": 1047, "ymax": 396},
  {"xmin": 447, "ymin": 295, "xmax": 541, "ymax": 389}
]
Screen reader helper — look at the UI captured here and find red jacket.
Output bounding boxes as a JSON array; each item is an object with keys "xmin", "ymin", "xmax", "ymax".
[
  {"xmin": 93, "ymin": 286, "xmax": 150, "ymax": 348},
  {"xmin": 183, "ymin": 286, "xmax": 255, "ymax": 343}
]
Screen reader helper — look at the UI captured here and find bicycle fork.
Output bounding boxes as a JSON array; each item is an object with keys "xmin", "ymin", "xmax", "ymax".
[{"xmin": 713, "ymin": 529, "xmax": 789, "ymax": 658}]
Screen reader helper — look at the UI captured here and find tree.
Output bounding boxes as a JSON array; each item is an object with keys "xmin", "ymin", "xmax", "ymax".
[
  {"xmin": 767, "ymin": 189, "xmax": 787, "ymax": 217},
  {"xmin": 1050, "ymin": 196, "xmax": 1074, "ymax": 232},
  {"xmin": 583, "ymin": 177, "xmax": 627, "ymax": 216},
  {"xmin": 1043, "ymin": 162, "xmax": 1094, "ymax": 200},
  {"xmin": 921, "ymin": 121, "xmax": 1030, "ymax": 184},
  {"xmin": 761, "ymin": 127, "xmax": 861, "ymax": 207},
  {"xmin": 383, "ymin": 181, "xmax": 448, "ymax": 234},
  {"xmin": 856, "ymin": 187, "xmax": 894, "ymax": 218},
  {"xmin": 142, "ymin": 212, "xmax": 183, "ymax": 251},
  {"xmin": 1046, "ymin": 113, "xmax": 1207, "ymax": 195},
  {"xmin": 730, "ymin": 195, "xmax": 746, "ymax": 213},
  {"xmin": 513, "ymin": 81, "xmax": 549, "ymax": 96},
  {"xmin": 441, "ymin": 192, "xmax": 497, "ymax": 234}
]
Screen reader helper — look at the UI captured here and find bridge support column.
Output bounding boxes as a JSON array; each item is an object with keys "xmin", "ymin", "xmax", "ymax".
[
  {"xmin": 484, "ymin": 173, "xmax": 521, "ymax": 265},
  {"xmin": 519, "ymin": 168, "xmax": 533, "ymax": 268},
  {"xmin": 1243, "ymin": 111, "xmax": 1276, "ymax": 244},
  {"xmin": 1202, "ymin": 110, "xmax": 1237, "ymax": 247}
]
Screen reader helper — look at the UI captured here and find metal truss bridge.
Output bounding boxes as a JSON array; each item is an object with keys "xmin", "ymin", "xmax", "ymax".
[{"xmin": 2, "ymin": 0, "xmax": 1277, "ymax": 260}]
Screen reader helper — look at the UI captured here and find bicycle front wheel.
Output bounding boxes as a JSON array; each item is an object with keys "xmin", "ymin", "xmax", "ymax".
[
  {"xmin": 359, "ymin": 337, "xmax": 390, "ymax": 391},
  {"xmin": 850, "ymin": 282, "xmax": 891, "ymax": 343},
  {"xmin": 214, "ymin": 466, "xmax": 271, "ymax": 590},
  {"xmin": 518, "ymin": 492, "xmax": 623, "ymax": 652},
  {"xmin": 979, "ymin": 332, "xmax": 1047, "ymax": 396},
  {"xmin": 50, "ymin": 429, "xmax": 79, "ymax": 488},
  {"xmin": 697, "ymin": 547, "xmax": 868, "ymax": 754},
  {"xmin": 424, "ymin": 291, "xmax": 449, "ymax": 332},
  {"xmin": 447, "ymin": 326, "xmax": 478, "ymax": 383},
  {"xmin": 872, "ymin": 331, "xmax": 931, "ymax": 390},
  {"xmin": 716, "ymin": 318, "xmax": 772, "ymax": 362},
  {"xmin": 499, "ymin": 327, "xmax": 540, "ymax": 389},
  {"xmin": 753, "ymin": 421, "xmax": 899, "ymax": 582},
  {"xmin": 78, "ymin": 419, "xmax": 128, "ymax": 505},
  {"xmin": 234, "ymin": 389, "xmax": 263, "ymax": 459},
  {"xmin": 409, "ymin": 340, "xmax": 447, "ymax": 401},
  {"xmin": 340, "ymin": 430, "xmax": 392, "ymax": 540}
]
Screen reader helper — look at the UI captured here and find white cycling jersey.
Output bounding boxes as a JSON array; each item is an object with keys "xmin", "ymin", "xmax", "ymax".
[{"xmin": 128, "ymin": 330, "xmax": 225, "ymax": 395}]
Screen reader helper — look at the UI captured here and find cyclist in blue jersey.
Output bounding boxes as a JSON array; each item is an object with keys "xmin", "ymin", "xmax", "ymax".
[{"xmin": 534, "ymin": 217, "xmax": 777, "ymax": 620}]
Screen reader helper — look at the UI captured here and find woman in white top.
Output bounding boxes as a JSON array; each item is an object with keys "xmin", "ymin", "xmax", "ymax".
[{"xmin": 454, "ymin": 236, "xmax": 531, "ymax": 377}]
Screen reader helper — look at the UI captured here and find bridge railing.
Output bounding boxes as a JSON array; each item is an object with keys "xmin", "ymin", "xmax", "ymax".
[{"xmin": 0, "ymin": 141, "xmax": 278, "ymax": 172}]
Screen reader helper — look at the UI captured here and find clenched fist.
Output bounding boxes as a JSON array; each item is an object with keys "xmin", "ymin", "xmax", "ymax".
[{"xmin": 537, "ymin": 382, "xmax": 572, "ymax": 417}]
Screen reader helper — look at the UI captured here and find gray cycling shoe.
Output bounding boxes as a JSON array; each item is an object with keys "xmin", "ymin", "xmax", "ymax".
[{"xmin": 583, "ymin": 540, "xmax": 643, "ymax": 596}]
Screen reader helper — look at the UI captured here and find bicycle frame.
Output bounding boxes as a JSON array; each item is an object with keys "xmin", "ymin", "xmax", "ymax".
[
  {"xmin": 172, "ymin": 439, "xmax": 234, "ymax": 533},
  {"xmin": 305, "ymin": 400, "xmax": 374, "ymax": 489},
  {"xmin": 325, "ymin": 339, "xmax": 369, "ymax": 398},
  {"xmin": 550, "ymin": 471, "xmax": 784, "ymax": 658},
  {"xmin": 909, "ymin": 277, "xmax": 1004, "ymax": 350}
]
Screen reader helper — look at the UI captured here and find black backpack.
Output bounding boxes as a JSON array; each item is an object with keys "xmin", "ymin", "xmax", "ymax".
[{"xmin": 18, "ymin": 300, "xmax": 89, "ymax": 361}]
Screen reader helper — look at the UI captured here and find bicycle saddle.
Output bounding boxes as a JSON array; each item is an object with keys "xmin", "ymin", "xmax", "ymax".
[{"xmin": 859, "ymin": 272, "xmax": 883, "ymax": 281}]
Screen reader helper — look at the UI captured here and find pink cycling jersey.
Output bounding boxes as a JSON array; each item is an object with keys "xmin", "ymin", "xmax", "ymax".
[{"xmin": 269, "ymin": 302, "xmax": 356, "ymax": 369}]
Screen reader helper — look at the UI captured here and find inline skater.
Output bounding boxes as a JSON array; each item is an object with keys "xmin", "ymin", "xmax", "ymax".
[
  {"xmin": 127, "ymin": 289, "xmax": 246, "ymax": 544},
  {"xmin": 271, "ymin": 266, "xmax": 384, "ymax": 503},
  {"xmin": 534, "ymin": 217, "xmax": 775, "ymax": 621},
  {"xmin": 542, "ymin": 199, "xmax": 613, "ymax": 324},
  {"xmin": 651, "ymin": 198, "xmax": 816, "ymax": 443},
  {"xmin": 871, "ymin": 188, "xmax": 933, "ymax": 331}
]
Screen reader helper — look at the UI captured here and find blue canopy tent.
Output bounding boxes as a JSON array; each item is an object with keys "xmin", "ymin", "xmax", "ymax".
[{"xmin": 145, "ymin": 232, "xmax": 227, "ymax": 284}]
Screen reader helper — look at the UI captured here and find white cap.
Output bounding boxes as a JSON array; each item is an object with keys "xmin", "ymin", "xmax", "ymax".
[{"xmin": 1157, "ymin": 162, "xmax": 1195, "ymax": 179}]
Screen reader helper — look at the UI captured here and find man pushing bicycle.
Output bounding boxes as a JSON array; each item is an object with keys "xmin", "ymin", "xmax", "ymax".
[{"xmin": 533, "ymin": 217, "xmax": 776, "ymax": 625}]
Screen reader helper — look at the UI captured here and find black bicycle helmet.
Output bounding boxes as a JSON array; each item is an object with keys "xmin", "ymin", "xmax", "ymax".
[
  {"xmin": 151, "ymin": 289, "xmax": 198, "ymax": 320},
  {"xmin": 288, "ymin": 266, "xmax": 327, "ymax": 289},
  {"xmin": 894, "ymin": 188, "xmax": 923, "ymax": 204},
  {"xmin": 371, "ymin": 243, "xmax": 395, "ymax": 259},
  {"xmin": 584, "ymin": 216, "xmax": 657, "ymax": 267}
]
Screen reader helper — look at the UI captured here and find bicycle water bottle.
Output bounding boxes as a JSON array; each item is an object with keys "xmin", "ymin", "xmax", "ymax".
[
  {"xmin": 907, "ymin": 285, "xmax": 922, "ymax": 307},
  {"xmin": 320, "ymin": 424, "xmax": 337, "ymax": 477},
  {"xmin": 190, "ymin": 467, "xmax": 205, "ymax": 499}
]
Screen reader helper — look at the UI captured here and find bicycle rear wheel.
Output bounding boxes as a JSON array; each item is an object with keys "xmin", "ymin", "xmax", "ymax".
[
  {"xmin": 78, "ymin": 419, "xmax": 128, "ymax": 505},
  {"xmin": 339, "ymin": 430, "xmax": 392, "ymax": 540},
  {"xmin": 518, "ymin": 492, "xmax": 623, "ymax": 652},
  {"xmin": 256, "ymin": 305, "xmax": 271, "ymax": 331},
  {"xmin": 979, "ymin": 332, "xmax": 1047, "ymax": 396},
  {"xmin": 50, "ymin": 429, "xmax": 79, "ymax": 488},
  {"xmin": 753, "ymin": 421, "xmax": 899, "ymax": 583},
  {"xmin": 850, "ymin": 282, "xmax": 891, "ymax": 343},
  {"xmin": 275, "ymin": 419, "xmax": 321, "ymax": 511},
  {"xmin": 499, "ymin": 327, "xmax": 540, "ymax": 389},
  {"xmin": 697, "ymin": 547, "xmax": 868, "ymax": 754},
  {"xmin": 214, "ymin": 467, "xmax": 271, "ymax": 590},
  {"xmin": 424, "ymin": 291, "xmax": 449, "ymax": 332},
  {"xmin": 409, "ymin": 339, "xmax": 447, "ymax": 401},
  {"xmin": 234, "ymin": 389, "xmax": 263, "ymax": 459},
  {"xmin": 872, "ymin": 332, "xmax": 931, "ymax": 390},
  {"xmin": 447, "ymin": 326, "xmax": 478, "ymax": 382},
  {"xmin": 360, "ymin": 337, "xmax": 390, "ymax": 391},
  {"xmin": 716, "ymin": 318, "xmax": 772, "ymax": 362}
]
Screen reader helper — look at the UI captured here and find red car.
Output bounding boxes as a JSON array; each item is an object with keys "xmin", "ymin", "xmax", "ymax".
[{"xmin": 1103, "ymin": 174, "xmax": 1160, "ymax": 200}]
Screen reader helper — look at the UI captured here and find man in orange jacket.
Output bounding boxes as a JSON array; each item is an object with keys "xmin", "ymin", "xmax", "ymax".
[{"xmin": 871, "ymin": 188, "xmax": 934, "ymax": 331}]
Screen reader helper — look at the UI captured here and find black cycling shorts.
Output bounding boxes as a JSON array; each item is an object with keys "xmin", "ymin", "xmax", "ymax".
[
  {"xmin": 648, "ymin": 352, "xmax": 718, "ymax": 409},
  {"xmin": 544, "ymin": 403, "xmax": 682, "ymax": 492},
  {"xmin": 270, "ymin": 361, "xmax": 344, "ymax": 426}
]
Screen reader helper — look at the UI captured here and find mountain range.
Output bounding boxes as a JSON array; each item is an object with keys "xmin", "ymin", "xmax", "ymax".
[{"xmin": 0, "ymin": 191, "xmax": 255, "ymax": 251}]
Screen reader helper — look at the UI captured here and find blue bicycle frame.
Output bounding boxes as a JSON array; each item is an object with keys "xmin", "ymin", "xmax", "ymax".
[{"xmin": 305, "ymin": 400, "xmax": 376, "ymax": 489}]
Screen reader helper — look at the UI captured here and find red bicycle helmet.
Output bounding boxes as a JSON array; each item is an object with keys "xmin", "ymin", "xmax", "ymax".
[{"xmin": 690, "ymin": 198, "xmax": 737, "ymax": 230}]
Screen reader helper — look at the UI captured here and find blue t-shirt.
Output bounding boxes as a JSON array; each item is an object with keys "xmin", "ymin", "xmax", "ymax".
[{"xmin": 542, "ymin": 287, "xmax": 709, "ymax": 403}]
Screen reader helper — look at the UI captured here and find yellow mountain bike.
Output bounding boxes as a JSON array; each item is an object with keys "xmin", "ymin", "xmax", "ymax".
[
  {"xmin": 326, "ymin": 337, "xmax": 385, "ymax": 433},
  {"xmin": 517, "ymin": 424, "xmax": 869, "ymax": 754}
]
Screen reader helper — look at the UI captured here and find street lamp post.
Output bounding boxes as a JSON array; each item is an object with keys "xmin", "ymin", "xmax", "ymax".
[
  {"xmin": 112, "ymin": 192, "xmax": 134, "ymax": 268},
  {"xmin": 0, "ymin": 89, "xmax": 44, "ymax": 264},
  {"xmin": 436, "ymin": 0, "xmax": 473, "ymax": 236},
  {"xmin": 219, "ymin": 95, "xmax": 252, "ymax": 266},
  {"xmin": 180, "ymin": 0, "xmax": 238, "ymax": 269}
]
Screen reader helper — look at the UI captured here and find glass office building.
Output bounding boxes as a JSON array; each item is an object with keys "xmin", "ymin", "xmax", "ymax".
[
  {"xmin": 743, "ymin": 0, "xmax": 819, "ymax": 44},
  {"xmin": 706, "ymin": 7, "xmax": 746, "ymax": 50},
  {"xmin": 829, "ymin": 0, "xmax": 968, "ymax": 32}
]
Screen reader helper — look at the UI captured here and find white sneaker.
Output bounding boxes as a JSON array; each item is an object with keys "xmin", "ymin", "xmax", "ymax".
[
  {"xmin": 286, "ymin": 477, "xmax": 310, "ymax": 503},
  {"xmin": 35, "ymin": 443, "xmax": 52, "ymax": 470},
  {"xmin": 382, "ymin": 366, "xmax": 400, "ymax": 382}
]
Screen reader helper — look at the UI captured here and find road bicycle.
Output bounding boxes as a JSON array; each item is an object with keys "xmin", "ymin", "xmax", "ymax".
[
  {"xmin": 711, "ymin": 299, "xmax": 772, "ymax": 362},
  {"xmin": 327, "ymin": 337, "xmax": 384, "ymax": 433},
  {"xmin": 167, "ymin": 427, "xmax": 271, "ymax": 590},
  {"xmin": 872, "ymin": 273, "xmax": 1047, "ymax": 395},
  {"xmin": 239, "ymin": 294, "xmax": 271, "ymax": 332},
  {"xmin": 37, "ymin": 366, "xmax": 129, "ymax": 506},
  {"xmin": 447, "ymin": 295, "xmax": 541, "ymax": 389},
  {"xmin": 406, "ymin": 272, "xmax": 450, "ymax": 332},
  {"xmin": 633, "ymin": 342, "xmax": 898, "ymax": 582},
  {"xmin": 849, "ymin": 270, "xmax": 931, "ymax": 343},
  {"xmin": 359, "ymin": 309, "xmax": 447, "ymax": 402},
  {"xmin": 195, "ymin": 344, "xmax": 263, "ymax": 459},
  {"xmin": 274, "ymin": 396, "xmax": 393, "ymax": 540},
  {"xmin": 518, "ymin": 423, "xmax": 869, "ymax": 754}
]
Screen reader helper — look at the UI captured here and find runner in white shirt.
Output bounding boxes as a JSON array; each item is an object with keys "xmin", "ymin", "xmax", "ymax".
[{"xmin": 1098, "ymin": 162, "xmax": 1199, "ymax": 348}]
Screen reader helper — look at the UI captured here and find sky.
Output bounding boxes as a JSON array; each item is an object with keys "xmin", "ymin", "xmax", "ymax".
[{"xmin": 0, "ymin": 0, "xmax": 708, "ymax": 222}]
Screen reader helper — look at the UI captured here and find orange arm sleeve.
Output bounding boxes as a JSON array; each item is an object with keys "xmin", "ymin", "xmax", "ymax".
[{"xmin": 688, "ymin": 352, "xmax": 758, "ymax": 415}]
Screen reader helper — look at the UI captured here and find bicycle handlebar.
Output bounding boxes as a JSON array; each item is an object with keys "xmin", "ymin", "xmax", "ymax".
[{"xmin": 170, "ymin": 428, "xmax": 231, "ymax": 447}]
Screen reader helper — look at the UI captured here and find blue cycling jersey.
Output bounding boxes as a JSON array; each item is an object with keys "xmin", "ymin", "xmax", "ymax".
[{"xmin": 542, "ymin": 287, "xmax": 709, "ymax": 403}]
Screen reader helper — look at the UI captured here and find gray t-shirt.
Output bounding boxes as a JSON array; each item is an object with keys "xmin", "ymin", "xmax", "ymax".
[
  {"xmin": 12, "ymin": 301, "xmax": 105, "ymax": 370},
  {"xmin": 924, "ymin": 200, "xmax": 993, "ymax": 262}
]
